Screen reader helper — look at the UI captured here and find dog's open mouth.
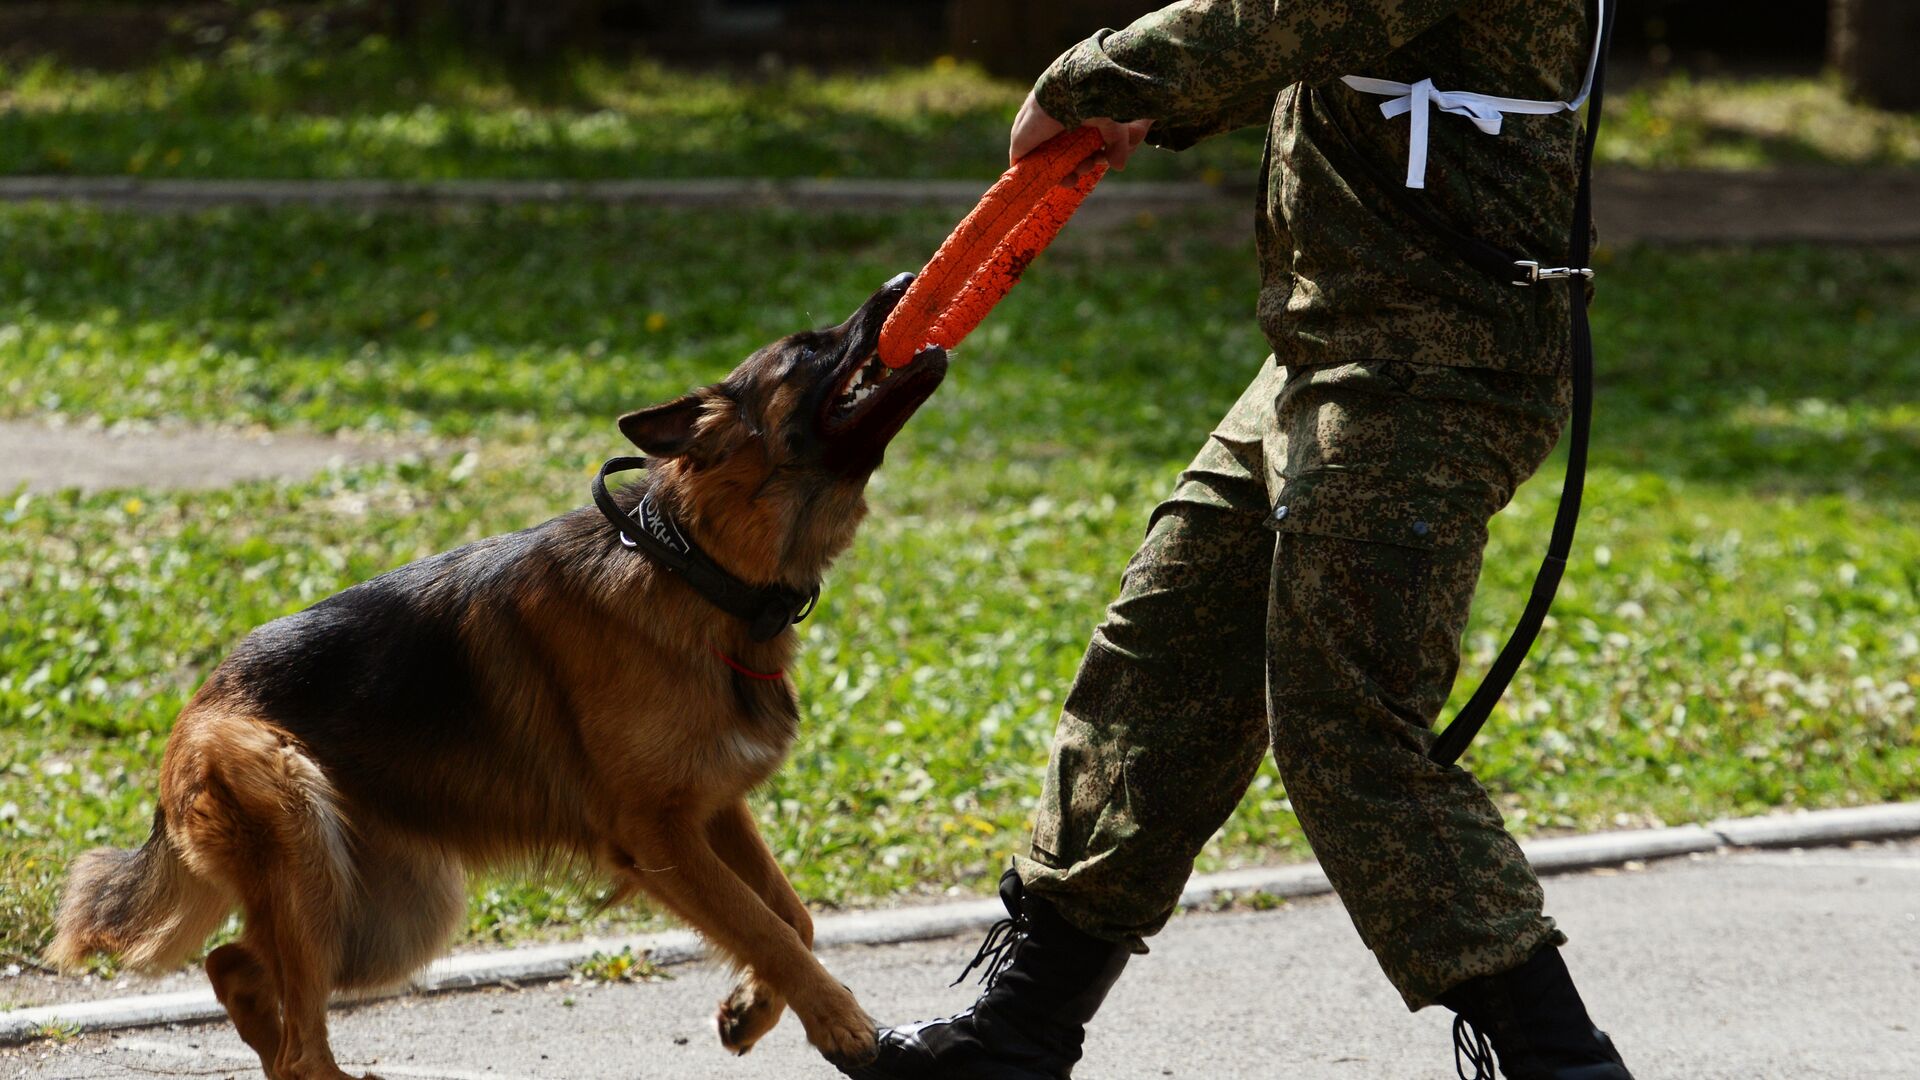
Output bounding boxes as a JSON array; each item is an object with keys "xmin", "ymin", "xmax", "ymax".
[
  {"xmin": 818, "ymin": 276, "xmax": 947, "ymax": 470},
  {"xmin": 829, "ymin": 348, "xmax": 914, "ymax": 424},
  {"xmin": 820, "ymin": 342, "xmax": 945, "ymax": 454}
]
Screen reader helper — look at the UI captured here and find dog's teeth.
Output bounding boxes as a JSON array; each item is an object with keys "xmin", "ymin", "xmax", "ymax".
[{"xmin": 831, "ymin": 350, "xmax": 911, "ymax": 421}]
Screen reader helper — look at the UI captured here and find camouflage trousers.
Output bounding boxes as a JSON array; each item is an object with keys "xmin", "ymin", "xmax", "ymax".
[{"xmin": 1014, "ymin": 355, "xmax": 1572, "ymax": 1009}]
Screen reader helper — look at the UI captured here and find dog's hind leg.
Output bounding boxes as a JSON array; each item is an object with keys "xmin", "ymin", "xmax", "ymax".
[
  {"xmin": 178, "ymin": 718, "xmax": 365, "ymax": 1080},
  {"xmin": 706, "ymin": 800, "xmax": 813, "ymax": 1055},
  {"xmin": 261, "ymin": 899, "xmax": 363, "ymax": 1080},
  {"xmin": 206, "ymin": 942, "xmax": 284, "ymax": 1080}
]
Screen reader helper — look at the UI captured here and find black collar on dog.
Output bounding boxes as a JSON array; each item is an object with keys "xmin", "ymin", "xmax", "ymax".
[{"xmin": 591, "ymin": 456, "xmax": 820, "ymax": 642}]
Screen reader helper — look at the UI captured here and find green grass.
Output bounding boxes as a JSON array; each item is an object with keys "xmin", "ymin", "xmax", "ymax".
[
  {"xmin": 2, "ymin": 202, "xmax": 1917, "ymax": 972},
  {"xmin": 1599, "ymin": 73, "xmax": 1920, "ymax": 171},
  {"xmin": 0, "ymin": 20, "xmax": 1251, "ymax": 182},
  {"xmin": 3, "ymin": 19, "xmax": 1915, "ymax": 183},
  {"xmin": 574, "ymin": 946, "xmax": 672, "ymax": 985}
]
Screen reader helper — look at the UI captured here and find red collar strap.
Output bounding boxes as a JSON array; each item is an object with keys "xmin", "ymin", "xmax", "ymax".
[{"xmin": 709, "ymin": 644, "xmax": 785, "ymax": 682}]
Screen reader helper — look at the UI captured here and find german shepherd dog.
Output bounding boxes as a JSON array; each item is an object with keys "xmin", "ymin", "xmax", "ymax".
[{"xmin": 47, "ymin": 275, "xmax": 947, "ymax": 1079}]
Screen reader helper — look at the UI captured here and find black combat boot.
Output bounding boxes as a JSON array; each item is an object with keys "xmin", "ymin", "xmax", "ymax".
[
  {"xmin": 837, "ymin": 868, "xmax": 1130, "ymax": 1079},
  {"xmin": 1437, "ymin": 944, "xmax": 1635, "ymax": 1080}
]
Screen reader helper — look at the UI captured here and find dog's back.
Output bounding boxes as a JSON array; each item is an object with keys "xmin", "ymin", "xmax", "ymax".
[{"xmin": 205, "ymin": 519, "xmax": 605, "ymax": 844}]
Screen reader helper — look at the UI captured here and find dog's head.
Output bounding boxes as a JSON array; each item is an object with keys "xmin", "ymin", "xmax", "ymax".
[{"xmin": 616, "ymin": 273, "xmax": 948, "ymax": 587}]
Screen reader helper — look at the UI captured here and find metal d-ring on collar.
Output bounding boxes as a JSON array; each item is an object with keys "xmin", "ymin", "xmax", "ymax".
[{"xmin": 590, "ymin": 456, "xmax": 821, "ymax": 642}]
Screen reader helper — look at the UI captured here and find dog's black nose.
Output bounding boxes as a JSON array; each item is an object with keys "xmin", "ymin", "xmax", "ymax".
[{"xmin": 884, "ymin": 271, "xmax": 916, "ymax": 291}]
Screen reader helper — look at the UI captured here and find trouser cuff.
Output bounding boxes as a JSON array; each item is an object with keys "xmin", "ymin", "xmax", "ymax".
[{"xmin": 1386, "ymin": 913, "xmax": 1566, "ymax": 1010}]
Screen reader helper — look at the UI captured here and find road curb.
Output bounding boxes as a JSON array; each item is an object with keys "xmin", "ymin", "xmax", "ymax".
[
  {"xmin": 1708, "ymin": 801, "xmax": 1920, "ymax": 848},
  {"xmin": 5, "ymin": 800, "xmax": 1918, "ymax": 1044},
  {"xmin": 2, "ymin": 170, "xmax": 1919, "ymax": 245}
]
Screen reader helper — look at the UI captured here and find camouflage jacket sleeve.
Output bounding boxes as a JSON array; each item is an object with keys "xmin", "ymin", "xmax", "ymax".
[{"xmin": 1033, "ymin": 0, "xmax": 1467, "ymax": 150}]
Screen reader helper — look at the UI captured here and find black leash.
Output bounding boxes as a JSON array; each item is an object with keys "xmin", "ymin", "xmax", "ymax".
[
  {"xmin": 1430, "ymin": 0, "xmax": 1612, "ymax": 766},
  {"xmin": 1331, "ymin": 1, "xmax": 1613, "ymax": 766},
  {"xmin": 590, "ymin": 456, "xmax": 820, "ymax": 642}
]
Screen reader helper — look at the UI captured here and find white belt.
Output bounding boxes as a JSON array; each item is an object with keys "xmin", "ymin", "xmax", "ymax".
[{"xmin": 1341, "ymin": 0, "xmax": 1605, "ymax": 190}]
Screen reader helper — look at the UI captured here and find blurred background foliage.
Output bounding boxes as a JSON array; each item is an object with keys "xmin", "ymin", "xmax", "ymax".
[
  {"xmin": 0, "ymin": 1, "xmax": 1905, "ymax": 99},
  {"xmin": 0, "ymin": 1, "xmax": 1914, "ymax": 183}
]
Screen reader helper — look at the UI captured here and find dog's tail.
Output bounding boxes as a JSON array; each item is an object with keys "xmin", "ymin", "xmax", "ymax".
[{"xmin": 45, "ymin": 808, "xmax": 230, "ymax": 974}]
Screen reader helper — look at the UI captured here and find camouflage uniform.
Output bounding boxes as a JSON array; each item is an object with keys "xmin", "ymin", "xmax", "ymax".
[{"xmin": 1013, "ymin": 0, "xmax": 1595, "ymax": 1009}]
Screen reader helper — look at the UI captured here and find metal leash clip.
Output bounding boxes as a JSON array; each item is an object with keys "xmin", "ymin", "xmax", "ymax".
[{"xmin": 1512, "ymin": 259, "xmax": 1595, "ymax": 286}]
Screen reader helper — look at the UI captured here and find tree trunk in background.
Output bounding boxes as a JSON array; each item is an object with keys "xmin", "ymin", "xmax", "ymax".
[
  {"xmin": 1830, "ymin": 0, "xmax": 1920, "ymax": 110},
  {"xmin": 948, "ymin": 0, "xmax": 1161, "ymax": 79}
]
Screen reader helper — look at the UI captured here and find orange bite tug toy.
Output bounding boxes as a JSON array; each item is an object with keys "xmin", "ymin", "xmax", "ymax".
[{"xmin": 878, "ymin": 127, "xmax": 1109, "ymax": 368}]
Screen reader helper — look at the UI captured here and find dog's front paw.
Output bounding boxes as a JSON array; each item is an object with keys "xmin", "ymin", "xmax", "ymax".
[
  {"xmin": 799, "ymin": 983, "xmax": 877, "ymax": 1067},
  {"xmin": 715, "ymin": 974, "xmax": 785, "ymax": 1055}
]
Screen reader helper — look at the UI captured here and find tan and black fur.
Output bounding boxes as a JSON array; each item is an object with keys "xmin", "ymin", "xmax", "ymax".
[{"xmin": 47, "ymin": 276, "xmax": 947, "ymax": 1079}]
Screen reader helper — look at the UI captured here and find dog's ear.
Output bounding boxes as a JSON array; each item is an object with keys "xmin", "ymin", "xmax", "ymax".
[{"xmin": 618, "ymin": 393, "xmax": 707, "ymax": 457}]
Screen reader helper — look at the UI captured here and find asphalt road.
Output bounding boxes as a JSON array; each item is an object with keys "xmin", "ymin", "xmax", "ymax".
[{"xmin": 8, "ymin": 842, "xmax": 1917, "ymax": 1080}]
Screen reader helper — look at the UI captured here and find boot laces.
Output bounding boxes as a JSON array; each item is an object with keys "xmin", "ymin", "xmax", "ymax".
[
  {"xmin": 1452, "ymin": 1015, "xmax": 1497, "ymax": 1080},
  {"xmin": 949, "ymin": 913, "xmax": 1029, "ymax": 989}
]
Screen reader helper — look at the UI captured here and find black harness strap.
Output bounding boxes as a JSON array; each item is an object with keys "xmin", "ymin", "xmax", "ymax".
[
  {"xmin": 1332, "ymin": 1, "xmax": 1614, "ymax": 766},
  {"xmin": 591, "ymin": 456, "xmax": 820, "ymax": 642}
]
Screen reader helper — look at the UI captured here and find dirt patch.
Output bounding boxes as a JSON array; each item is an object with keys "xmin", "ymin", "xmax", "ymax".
[{"xmin": 0, "ymin": 421, "xmax": 407, "ymax": 494}]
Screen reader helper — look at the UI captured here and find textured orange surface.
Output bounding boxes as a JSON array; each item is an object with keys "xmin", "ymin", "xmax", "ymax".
[{"xmin": 878, "ymin": 127, "xmax": 1108, "ymax": 368}]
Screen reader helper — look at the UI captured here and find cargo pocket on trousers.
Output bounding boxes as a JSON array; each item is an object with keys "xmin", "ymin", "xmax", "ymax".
[
  {"xmin": 1029, "ymin": 642, "xmax": 1136, "ymax": 870},
  {"xmin": 1266, "ymin": 472, "xmax": 1476, "ymax": 712}
]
